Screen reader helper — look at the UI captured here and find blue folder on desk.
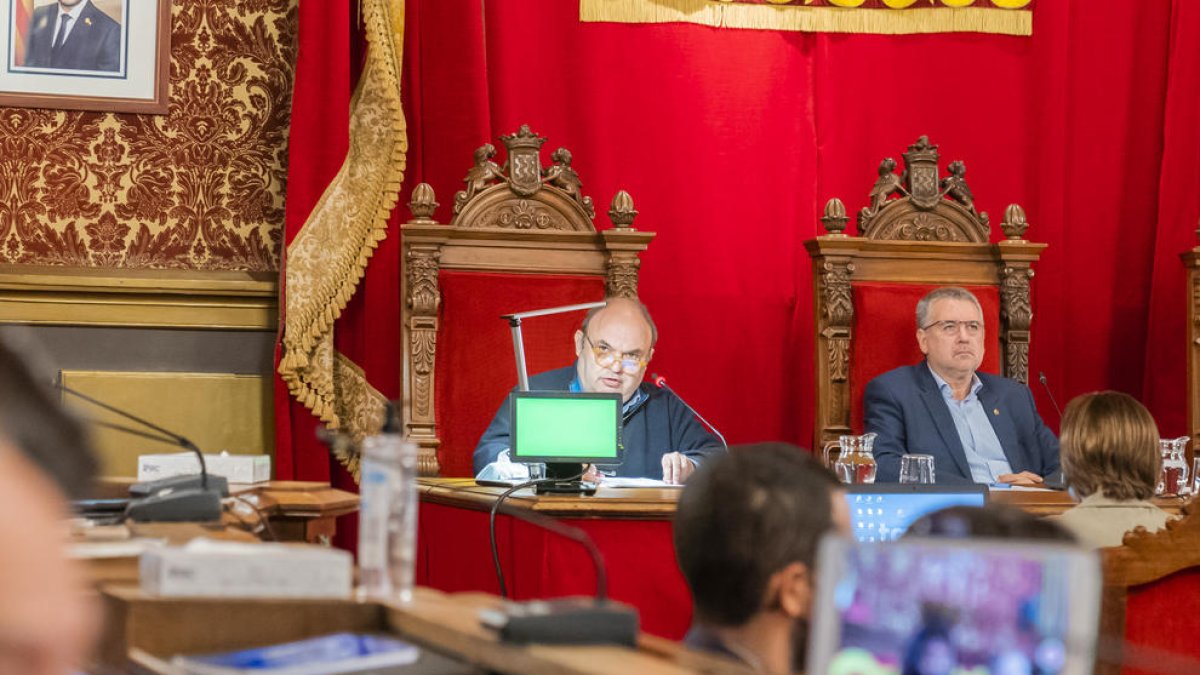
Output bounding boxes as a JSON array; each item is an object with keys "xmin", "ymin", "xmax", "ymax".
[{"xmin": 170, "ymin": 632, "xmax": 419, "ymax": 674}]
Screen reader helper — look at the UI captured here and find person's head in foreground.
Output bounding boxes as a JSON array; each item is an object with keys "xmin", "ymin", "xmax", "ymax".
[
  {"xmin": 905, "ymin": 503, "xmax": 1076, "ymax": 543},
  {"xmin": 0, "ymin": 333, "xmax": 99, "ymax": 674},
  {"xmin": 674, "ymin": 443, "xmax": 849, "ymax": 673},
  {"xmin": 1059, "ymin": 391, "xmax": 1160, "ymax": 502}
]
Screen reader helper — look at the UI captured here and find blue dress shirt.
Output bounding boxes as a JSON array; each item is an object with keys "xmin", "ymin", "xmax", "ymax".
[{"xmin": 928, "ymin": 365, "xmax": 1012, "ymax": 483}]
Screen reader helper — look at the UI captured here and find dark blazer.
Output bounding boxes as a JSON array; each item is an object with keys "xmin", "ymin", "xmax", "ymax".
[
  {"xmin": 863, "ymin": 362, "xmax": 1060, "ymax": 484},
  {"xmin": 473, "ymin": 366, "xmax": 725, "ymax": 478},
  {"xmin": 24, "ymin": 1, "xmax": 121, "ymax": 72}
]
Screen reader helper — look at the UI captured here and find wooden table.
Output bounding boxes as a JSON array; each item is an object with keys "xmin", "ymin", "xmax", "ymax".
[
  {"xmin": 93, "ymin": 478, "xmax": 360, "ymax": 545},
  {"xmin": 417, "ymin": 478, "xmax": 1191, "ymax": 642},
  {"xmin": 100, "ymin": 585, "xmax": 752, "ymax": 674}
]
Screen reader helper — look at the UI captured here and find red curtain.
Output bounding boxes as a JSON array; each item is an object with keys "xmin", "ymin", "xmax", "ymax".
[
  {"xmin": 392, "ymin": 0, "xmax": 1200, "ymax": 451},
  {"xmin": 274, "ymin": 0, "xmax": 354, "ymax": 483}
]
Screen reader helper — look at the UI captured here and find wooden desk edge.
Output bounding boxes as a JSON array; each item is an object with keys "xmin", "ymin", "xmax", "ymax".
[{"xmin": 103, "ymin": 585, "xmax": 747, "ymax": 675}]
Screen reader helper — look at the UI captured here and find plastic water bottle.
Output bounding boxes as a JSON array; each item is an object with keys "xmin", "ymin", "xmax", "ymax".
[{"xmin": 356, "ymin": 405, "xmax": 418, "ymax": 603}]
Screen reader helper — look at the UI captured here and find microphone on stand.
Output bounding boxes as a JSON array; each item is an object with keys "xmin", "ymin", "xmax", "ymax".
[
  {"xmin": 1036, "ymin": 371, "xmax": 1068, "ymax": 491},
  {"xmin": 649, "ymin": 373, "xmax": 728, "ymax": 451},
  {"xmin": 59, "ymin": 384, "xmax": 225, "ymax": 522},
  {"xmin": 479, "ymin": 496, "xmax": 638, "ymax": 647},
  {"xmin": 1038, "ymin": 371, "xmax": 1063, "ymax": 421}
]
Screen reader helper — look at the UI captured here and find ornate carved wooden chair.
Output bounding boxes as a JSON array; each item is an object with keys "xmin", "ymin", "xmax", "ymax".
[
  {"xmin": 400, "ymin": 125, "xmax": 654, "ymax": 476},
  {"xmin": 1184, "ymin": 235, "xmax": 1200, "ymax": 460},
  {"xmin": 805, "ymin": 136, "xmax": 1046, "ymax": 449},
  {"xmin": 1098, "ymin": 503, "xmax": 1200, "ymax": 674}
]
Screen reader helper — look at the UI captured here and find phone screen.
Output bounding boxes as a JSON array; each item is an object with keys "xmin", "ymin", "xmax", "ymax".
[{"xmin": 808, "ymin": 536, "xmax": 1100, "ymax": 675}]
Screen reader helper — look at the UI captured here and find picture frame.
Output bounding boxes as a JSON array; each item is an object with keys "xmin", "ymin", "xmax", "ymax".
[{"xmin": 0, "ymin": 0, "xmax": 170, "ymax": 114}]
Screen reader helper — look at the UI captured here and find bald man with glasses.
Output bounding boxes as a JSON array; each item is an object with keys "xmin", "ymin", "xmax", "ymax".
[
  {"xmin": 473, "ymin": 297, "xmax": 723, "ymax": 484},
  {"xmin": 863, "ymin": 287, "xmax": 1060, "ymax": 486}
]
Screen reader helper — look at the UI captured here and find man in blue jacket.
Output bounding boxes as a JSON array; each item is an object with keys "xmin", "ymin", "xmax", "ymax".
[
  {"xmin": 473, "ymin": 297, "xmax": 723, "ymax": 484},
  {"xmin": 864, "ymin": 287, "xmax": 1059, "ymax": 485}
]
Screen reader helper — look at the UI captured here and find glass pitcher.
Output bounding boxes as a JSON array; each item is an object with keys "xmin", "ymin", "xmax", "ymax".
[
  {"xmin": 822, "ymin": 433, "xmax": 878, "ymax": 485},
  {"xmin": 1156, "ymin": 436, "xmax": 1190, "ymax": 497}
]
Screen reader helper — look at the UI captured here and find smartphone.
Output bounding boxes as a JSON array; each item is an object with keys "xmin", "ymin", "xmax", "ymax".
[{"xmin": 807, "ymin": 535, "xmax": 1101, "ymax": 675}]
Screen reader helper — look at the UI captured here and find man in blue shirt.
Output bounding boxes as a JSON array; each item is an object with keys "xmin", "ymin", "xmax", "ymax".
[
  {"xmin": 864, "ymin": 287, "xmax": 1059, "ymax": 485},
  {"xmin": 473, "ymin": 297, "xmax": 723, "ymax": 484}
]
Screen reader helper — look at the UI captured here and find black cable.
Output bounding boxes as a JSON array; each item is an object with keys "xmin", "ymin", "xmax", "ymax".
[
  {"xmin": 224, "ymin": 495, "xmax": 278, "ymax": 542},
  {"xmin": 488, "ymin": 466, "xmax": 587, "ymax": 598}
]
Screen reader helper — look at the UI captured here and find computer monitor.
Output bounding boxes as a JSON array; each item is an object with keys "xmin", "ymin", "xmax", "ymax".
[
  {"xmin": 511, "ymin": 391, "xmax": 622, "ymax": 492},
  {"xmin": 844, "ymin": 483, "xmax": 988, "ymax": 543}
]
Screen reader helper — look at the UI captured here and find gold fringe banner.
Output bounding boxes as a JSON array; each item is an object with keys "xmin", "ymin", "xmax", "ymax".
[
  {"xmin": 279, "ymin": 0, "xmax": 407, "ymax": 475},
  {"xmin": 580, "ymin": 0, "xmax": 1032, "ymax": 36}
]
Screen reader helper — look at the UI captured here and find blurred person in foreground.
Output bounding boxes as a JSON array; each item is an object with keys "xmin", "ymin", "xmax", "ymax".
[
  {"xmin": 0, "ymin": 332, "xmax": 99, "ymax": 674},
  {"xmin": 1046, "ymin": 391, "xmax": 1173, "ymax": 548},
  {"xmin": 674, "ymin": 443, "xmax": 850, "ymax": 673}
]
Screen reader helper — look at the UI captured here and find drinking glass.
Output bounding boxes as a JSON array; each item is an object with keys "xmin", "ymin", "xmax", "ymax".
[
  {"xmin": 1191, "ymin": 457, "xmax": 1200, "ymax": 497},
  {"xmin": 899, "ymin": 454, "xmax": 936, "ymax": 484}
]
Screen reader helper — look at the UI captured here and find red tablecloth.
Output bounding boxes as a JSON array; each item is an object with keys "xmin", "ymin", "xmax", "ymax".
[{"xmin": 417, "ymin": 501, "xmax": 693, "ymax": 639}]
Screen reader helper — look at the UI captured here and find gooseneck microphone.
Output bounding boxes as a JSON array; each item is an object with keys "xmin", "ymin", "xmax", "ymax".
[
  {"xmin": 650, "ymin": 373, "xmax": 728, "ymax": 451},
  {"xmin": 59, "ymin": 383, "xmax": 225, "ymax": 522},
  {"xmin": 1038, "ymin": 371, "xmax": 1063, "ymax": 421},
  {"xmin": 480, "ymin": 476, "xmax": 639, "ymax": 647}
]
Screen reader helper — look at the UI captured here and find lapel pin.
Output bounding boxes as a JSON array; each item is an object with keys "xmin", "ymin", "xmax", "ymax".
[
  {"xmin": 993, "ymin": 408, "xmax": 1000, "ymax": 416},
  {"xmin": 85, "ymin": 17, "xmax": 93, "ymax": 26}
]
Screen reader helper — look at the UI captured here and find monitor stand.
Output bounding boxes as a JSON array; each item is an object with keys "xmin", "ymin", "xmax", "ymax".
[{"xmin": 535, "ymin": 462, "xmax": 598, "ymax": 495}]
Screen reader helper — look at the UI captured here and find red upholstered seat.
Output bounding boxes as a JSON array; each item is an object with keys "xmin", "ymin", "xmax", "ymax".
[
  {"xmin": 1099, "ymin": 508, "xmax": 1200, "ymax": 674},
  {"xmin": 434, "ymin": 271, "xmax": 604, "ymax": 476},
  {"xmin": 1121, "ymin": 568, "xmax": 1200, "ymax": 674},
  {"xmin": 848, "ymin": 283, "xmax": 1002, "ymax": 433}
]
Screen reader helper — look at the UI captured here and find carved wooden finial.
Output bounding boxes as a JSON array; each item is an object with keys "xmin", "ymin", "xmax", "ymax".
[
  {"xmin": 821, "ymin": 198, "xmax": 849, "ymax": 236},
  {"xmin": 409, "ymin": 182, "xmax": 438, "ymax": 221},
  {"xmin": 609, "ymin": 190, "xmax": 638, "ymax": 228},
  {"xmin": 1000, "ymin": 203, "xmax": 1029, "ymax": 241}
]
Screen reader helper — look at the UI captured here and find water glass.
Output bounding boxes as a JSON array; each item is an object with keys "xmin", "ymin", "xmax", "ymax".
[{"xmin": 899, "ymin": 454, "xmax": 936, "ymax": 484}]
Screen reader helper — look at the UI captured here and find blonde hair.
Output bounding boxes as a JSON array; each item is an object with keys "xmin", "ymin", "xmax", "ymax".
[{"xmin": 1060, "ymin": 391, "xmax": 1160, "ymax": 501}]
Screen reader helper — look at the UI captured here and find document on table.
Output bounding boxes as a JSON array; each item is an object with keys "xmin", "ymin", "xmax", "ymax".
[{"xmin": 601, "ymin": 477, "xmax": 685, "ymax": 488}]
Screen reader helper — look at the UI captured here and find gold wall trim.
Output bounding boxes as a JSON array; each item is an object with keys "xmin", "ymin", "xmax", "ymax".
[
  {"xmin": 61, "ymin": 370, "xmax": 273, "ymax": 478},
  {"xmin": 580, "ymin": 0, "xmax": 1033, "ymax": 36},
  {"xmin": 0, "ymin": 265, "xmax": 277, "ymax": 330}
]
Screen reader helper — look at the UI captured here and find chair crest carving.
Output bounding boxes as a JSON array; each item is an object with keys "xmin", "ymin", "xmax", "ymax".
[
  {"xmin": 856, "ymin": 135, "xmax": 992, "ymax": 243},
  {"xmin": 452, "ymin": 124, "xmax": 599, "ymax": 231},
  {"xmin": 806, "ymin": 136, "xmax": 1046, "ymax": 449}
]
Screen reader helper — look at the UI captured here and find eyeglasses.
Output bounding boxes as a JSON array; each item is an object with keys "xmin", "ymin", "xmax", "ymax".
[
  {"xmin": 582, "ymin": 334, "xmax": 648, "ymax": 374},
  {"xmin": 921, "ymin": 320, "xmax": 983, "ymax": 337}
]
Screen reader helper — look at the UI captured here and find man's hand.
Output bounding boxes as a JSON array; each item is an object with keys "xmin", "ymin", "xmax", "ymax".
[
  {"xmin": 996, "ymin": 471, "xmax": 1044, "ymax": 487},
  {"xmin": 662, "ymin": 452, "xmax": 696, "ymax": 485},
  {"xmin": 582, "ymin": 464, "xmax": 602, "ymax": 483}
]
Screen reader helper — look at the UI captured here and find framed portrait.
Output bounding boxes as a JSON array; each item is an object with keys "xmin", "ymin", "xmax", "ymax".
[{"xmin": 0, "ymin": 0, "xmax": 170, "ymax": 114}]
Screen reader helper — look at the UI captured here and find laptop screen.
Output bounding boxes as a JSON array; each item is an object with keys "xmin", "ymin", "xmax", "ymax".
[
  {"xmin": 510, "ymin": 391, "xmax": 622, "ymax": 464},
  {"xmin": 844, "ymin": 484, "xmax": 988, "ymax": 542}
]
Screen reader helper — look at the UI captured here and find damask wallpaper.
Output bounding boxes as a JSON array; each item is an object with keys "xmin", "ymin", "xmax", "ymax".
[{"xmin": 0, "ymin": 0, "xmax": 296, "ymax": 271}]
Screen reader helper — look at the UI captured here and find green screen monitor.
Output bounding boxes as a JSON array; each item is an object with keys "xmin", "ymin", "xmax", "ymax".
[{"xmin": 511, "ymin": 391, "xmax": 623, "ymax": 466}]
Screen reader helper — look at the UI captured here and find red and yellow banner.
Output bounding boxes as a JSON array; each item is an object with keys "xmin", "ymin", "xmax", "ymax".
[
  {"xmin": 581, "ymin": 0, "xmax": 1033, "ymax": 36},
  {"xmin": 13, "ymin": 0, "xmax": 33, "ymax": 67}
]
